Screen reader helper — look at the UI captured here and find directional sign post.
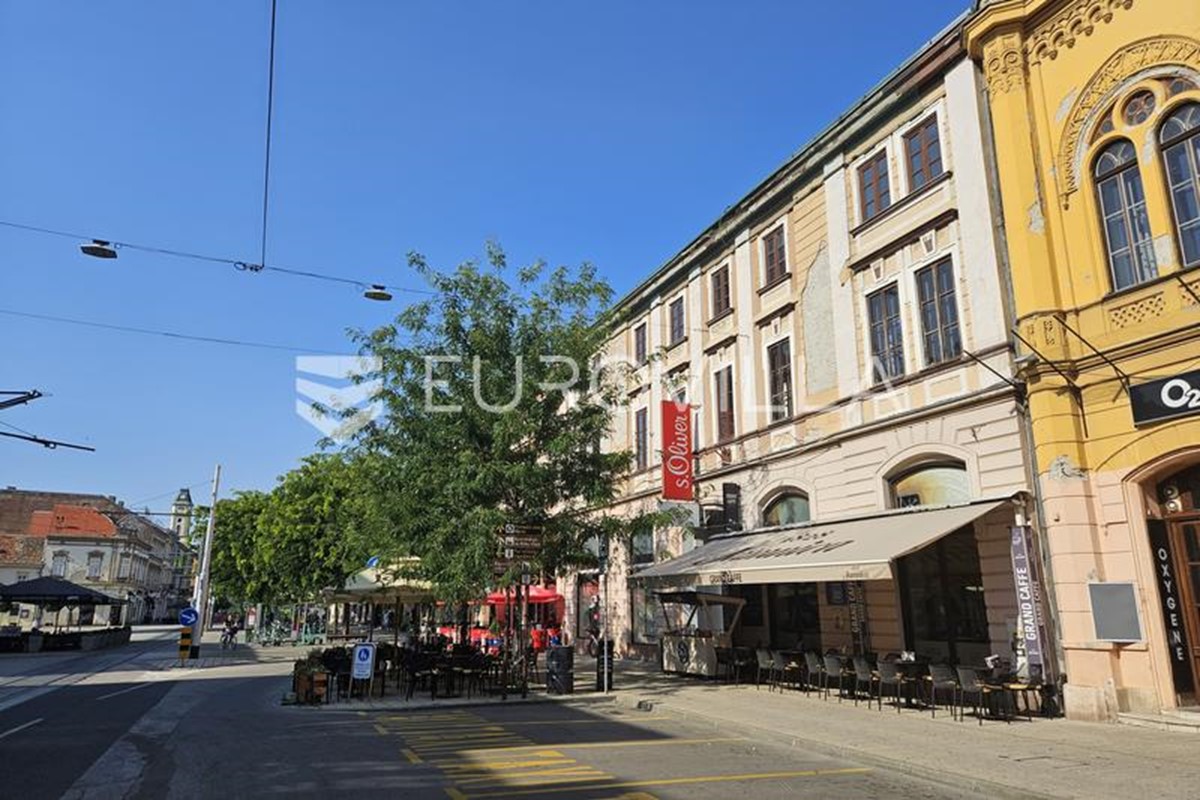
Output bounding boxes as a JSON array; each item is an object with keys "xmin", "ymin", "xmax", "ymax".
[
  {"xmin": 179, "ymin": 607, "xmax": 199, "ymax": 627},
  {"xmin": 178, "ymin": 607, "xmax": 200, "ymax": 663}
]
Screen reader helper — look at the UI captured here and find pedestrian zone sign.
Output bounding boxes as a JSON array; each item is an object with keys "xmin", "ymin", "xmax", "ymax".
[{"xmin": 352, "ymin": 642, "xmax": 376, "ymax": 680}]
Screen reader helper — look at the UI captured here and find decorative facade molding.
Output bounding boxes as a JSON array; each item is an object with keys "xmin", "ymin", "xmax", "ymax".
[
  {"xmin": 983, "ymin": 32, "xmax": 1027, "ymax": 95},
  {"xmin": 1025, "ymin": 0, "xmax": 1133, "ymax": 65},
  {"xmin": 1057, "ymin": 36, "xmax": 1200, "ymax": 197}
]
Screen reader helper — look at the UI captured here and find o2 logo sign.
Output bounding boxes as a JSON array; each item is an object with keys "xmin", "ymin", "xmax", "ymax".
[
  {"xmin": 1160, "ymin": 378, "xmax": 1200, "ymax": 410},
  {"xmin": 1131, "ymin": 369, "xmax": 1200, "ymax": 426}
]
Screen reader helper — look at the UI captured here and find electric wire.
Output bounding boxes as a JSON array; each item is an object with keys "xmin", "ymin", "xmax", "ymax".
[
  {"xmin": 260, "ymin": 0, "xmax": 278, "ymax": 273},
  {"xmin": 0, "ymin": 219, "xmax": 435, "ymax": 296},
  {"xmin": 0, "ymin": 308, "xmax": 343, "ymax": 355}
]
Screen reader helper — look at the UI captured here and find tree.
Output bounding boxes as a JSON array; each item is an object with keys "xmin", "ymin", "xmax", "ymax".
[
  {"xmin": 351, "ymin": 244, "xmax": 658, "ymax": 600},
  {"xmin": 207, "ymin": 455, "xmax": 381, "ymax": 605}
]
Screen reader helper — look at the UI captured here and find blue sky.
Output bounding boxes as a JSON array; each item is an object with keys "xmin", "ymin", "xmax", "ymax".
[{"xmin": 0, "ymin": 1, "xmax": 968, "ymax": 511}]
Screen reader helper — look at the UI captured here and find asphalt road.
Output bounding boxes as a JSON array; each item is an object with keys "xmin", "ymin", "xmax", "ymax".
[{"xmin": 0, "ymin": 638, "xmax": 983, "ymax": 800}]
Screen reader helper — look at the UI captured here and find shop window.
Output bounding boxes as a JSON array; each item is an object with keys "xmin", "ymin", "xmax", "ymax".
[
  {"xmin": 630, "ymin": 586, "xmax": 667, "ymax": 644},
  {"xmin": 1093, "ymin": 139, "xmax": 1157, "ymax": 290},
  {"xmin": 897, "ymin": 525, "xmax": 989, "ymax": 664},
  {"xmin": 916, "ymin": 258, "xmax": 961, "ymax": 365},
  {"xmin": 1160, "ymin": 103, "xmax": 1200, "ymax": 268},
  {"xmin": 732, "ymin": 585, "xmax": 764, "ymax": 627},
  {"xmin": 762, "ymin": 492, "xmax": 811, "ymax": 526},
  {"xmin": 867, "ymin": 284, "xmax": 904, "ymax": 382},
  {"xmin": 889, "ymin": 461, "xmax": 969, "ymax": 508},
  {"xmin": 767, "ymin": 583, "xmax": 822, "ymax": 651}
]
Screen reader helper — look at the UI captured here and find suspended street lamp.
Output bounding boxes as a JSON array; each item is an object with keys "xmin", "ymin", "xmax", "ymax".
[
  {"xmin": 80, "ymin": 239, "xmax": 117, "ymax": 259},
  {"xmin": 363, "ymin": 284, "xmax": 392, "ymax": 302}
]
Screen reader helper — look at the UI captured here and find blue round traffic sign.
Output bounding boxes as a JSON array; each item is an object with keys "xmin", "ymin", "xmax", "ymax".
[{"xmin": 179, "ymin": 607, "xmax": 199, "ymax": 626}]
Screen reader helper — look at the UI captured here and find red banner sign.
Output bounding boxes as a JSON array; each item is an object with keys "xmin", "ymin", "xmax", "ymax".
[{"xmin": 661, "ymin": 401, "xmax": 693, "ymax": 501}]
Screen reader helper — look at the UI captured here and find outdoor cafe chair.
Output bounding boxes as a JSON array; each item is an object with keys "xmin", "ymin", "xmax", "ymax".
[
  {"xmin": 851, "ymin": 656, "xmax": 878, "ymax": 707},
  {"xmin": 925, "ymin": 663, "xmax": 960, "ymax": 719},
  {"xmin": 955, "ymin": 666, "xmax": 1010, "ymax": 724},
  {"xmin": 803, "ymin": 651, "xmax": 825, "ymax": 695},
  {"xmin": 823, "ymin": 654, "xmax": 853, "ymax": 702},
  {"xmin": 876, "ymin": 660, "xmax": 914, "ymax": 712},
  {"xmin": 715, "ymin": 647, "xmax": 736, "ymax": 684},
  {"xmin": 755, "ymin": 648, "xmax": 776, "ymax": 690},
  {"xmin": 772, "ymin": 650, "xmax": 802, "ymax": 691},
  {"xmin": 732, "ymin": 647, "xmax": 755, "ymax": 685}
]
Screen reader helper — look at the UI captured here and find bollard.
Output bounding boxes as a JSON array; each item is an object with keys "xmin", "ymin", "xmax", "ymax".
[{"xmin": 178, "ymin": 626, "xmax": 193, "ymax": 666}]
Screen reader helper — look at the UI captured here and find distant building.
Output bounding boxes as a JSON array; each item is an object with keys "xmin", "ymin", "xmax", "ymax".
[{"xmin": 0, "ymin": 488, "xmax": 195, "ymax": 624}]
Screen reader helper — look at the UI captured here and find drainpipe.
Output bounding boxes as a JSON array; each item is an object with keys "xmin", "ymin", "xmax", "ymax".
[{"xmin": 974, "ymin": 67, "xmax": 1068, "ymax": 683}]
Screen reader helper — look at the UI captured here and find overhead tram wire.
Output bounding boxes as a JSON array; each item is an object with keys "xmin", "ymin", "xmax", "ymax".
[
  {"xmin": 0, "ymin": 219, "xmax": 435, "ymax": 298},
  {"xmin": 0, "ymin": 308, "xmax": 343, "ymax": 355},
  {"xmin": 260, "ymin": 0, "xmax": 278, "ymax": 276}
]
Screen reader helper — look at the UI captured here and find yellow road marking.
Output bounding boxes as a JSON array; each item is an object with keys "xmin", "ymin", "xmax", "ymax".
[
  {"xmin": 453, "ymin": 766, "xmax": 611, "ymax": 785},
  {"xmin": 451, "ymin": 767, "xmax": 872, "ymax": 799},
  {"xmin": 437, "ymin": 737, "xmax": 746, "ymax": 759},
  {"xmin": 443, "ymin": 757, "xmax": 577, "ymax": 772},
  {"xmin": 402, "ymin": 748, "xmax": 424, "ymax": 764},
  {"xmin": 445, "ymin": 789, "xmax": 468, "ymax": 800},
  {"xmin": 471, "ymin": 717, "xmax": 670, "ymax": 727}
]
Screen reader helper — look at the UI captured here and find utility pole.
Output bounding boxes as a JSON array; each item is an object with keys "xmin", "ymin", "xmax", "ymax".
[{"xmin": 192, "ymin": 464, "xmax": 222, "ymax": 633}]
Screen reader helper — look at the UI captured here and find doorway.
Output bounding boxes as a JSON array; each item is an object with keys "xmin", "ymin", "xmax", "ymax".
[{"xmin": 1153, "ymin": 466, "xmax": 1200, "ymax": 706}]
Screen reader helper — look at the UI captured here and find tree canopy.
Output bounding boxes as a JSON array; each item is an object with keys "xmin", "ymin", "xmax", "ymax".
[{"xmin": 209, "ymin": 244, "xmax": 666, "ymax": 605}]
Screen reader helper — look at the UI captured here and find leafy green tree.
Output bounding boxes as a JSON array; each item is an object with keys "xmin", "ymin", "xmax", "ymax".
[{"xmin": 352, "ymin": 244, "xmax": 662, "ymax": 600}]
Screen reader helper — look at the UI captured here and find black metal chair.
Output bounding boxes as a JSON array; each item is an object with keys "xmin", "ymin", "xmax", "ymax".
[
  {"xmin": 955, "ymin": 666, "xmax": 1009, "ymax": 724},
  {"xmin": 822, "ymin": 654, "xmax": 852, "ymax": 702},
  {"xmin": 851, "ymin": 656, "xmax": 879, "ymax": 707},
  {"xmin": 803, "ymin": 652, "xmax": 825, "ymax": 695},
  {"xmin": 732, "ymin": 647, "xmax": 755, "ymax": 685},
  {"xmin": 755, "ymin": 648, "xmax": 776, "ymax": 690},
  {"xmin": 877, "ymin": 660, "xmax": 914, "ymax": 712},
  {"xmin": 772, "ymin": 650, "xmax": 803, "ymax": 691},
  {"xmin": 925, "ymin": 663, "xmax": 960, "ymax": 719}
]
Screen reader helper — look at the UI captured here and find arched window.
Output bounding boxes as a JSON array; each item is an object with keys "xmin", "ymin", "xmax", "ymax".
[
  {"xmin": 1160, "ymin": 103, "xmax": 1200, "ymax": 268},
  {"xmin": 762, "ymin": 492, "xmax": 810, "ymax": 526},
  {"xmin": 1094, "ymin": 139, "xmax": 1158, "ymax": 291},
  {"xmin": 889, "ymin": 461, "xmax": 969, "ymax": 508}
]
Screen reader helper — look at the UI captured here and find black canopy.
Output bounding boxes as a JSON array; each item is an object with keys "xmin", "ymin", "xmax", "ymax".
[{"xmin": 0, "ymin": 576, "xmax": 122, "ymax": 606}]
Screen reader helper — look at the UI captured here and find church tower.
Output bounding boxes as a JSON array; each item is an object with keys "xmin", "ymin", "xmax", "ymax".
[{"xmin": 169, "ymin": 488, "xmax": 193, "ymax": 543}]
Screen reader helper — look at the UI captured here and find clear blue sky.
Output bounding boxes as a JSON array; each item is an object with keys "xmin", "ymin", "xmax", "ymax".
[{"xmin": 0, "ymin": 1, "xmax": 968, "ymax": 511}]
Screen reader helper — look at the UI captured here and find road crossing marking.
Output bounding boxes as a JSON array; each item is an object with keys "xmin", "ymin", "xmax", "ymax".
[
  {"xmin": 434, "ymin": 736, "xmax": 746, "ymax": 759},
  {"xmin": 453, "ymin": 767, "xmax": 873, "ymax": 799}
]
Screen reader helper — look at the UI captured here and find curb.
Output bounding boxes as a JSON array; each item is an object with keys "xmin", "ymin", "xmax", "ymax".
[{"xmin": 606, "ymin": 690, "xmax": 1062, "ymax": 800}]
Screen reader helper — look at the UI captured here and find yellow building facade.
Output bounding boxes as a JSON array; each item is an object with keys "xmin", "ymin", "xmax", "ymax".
[{"xmin": 967, "ymin": 0, "xmax": 1200, "ymax": 719}]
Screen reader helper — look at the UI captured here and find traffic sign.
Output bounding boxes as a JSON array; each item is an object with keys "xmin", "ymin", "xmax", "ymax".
[
  {"xmin": 352, "ymin": 642, "xmax": 376, "ymax": 680},
  {"xmin": 179, "ymin": 607, "xmax": 199, "ymax": 627}
]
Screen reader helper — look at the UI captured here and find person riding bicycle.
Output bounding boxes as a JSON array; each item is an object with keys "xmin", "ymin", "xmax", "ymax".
[{"xmin": 221, "ymin": 617, "xmax": 239, "ymax": 649}]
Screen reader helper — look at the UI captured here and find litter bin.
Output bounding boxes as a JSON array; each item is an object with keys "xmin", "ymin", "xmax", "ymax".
[
  {"xmin": 546, "ymin": 646, "xmax": 575, "ymax": 694},
  {"xmin": 595, "ymin": 639, "xmax": 614, "ymax": 691}
]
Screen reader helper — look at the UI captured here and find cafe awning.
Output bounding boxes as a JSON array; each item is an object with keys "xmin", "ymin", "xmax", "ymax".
[
  {"xmin": 324, "ymin": 560, "xmax": 434, "ymax": 604},
  {"xmin": 0, "ymin": 576, "xmax": 123, "ymax": 606},
  {"xmin": 633, "ymin": 497, "xmax": 1013, "ymax": 587}
]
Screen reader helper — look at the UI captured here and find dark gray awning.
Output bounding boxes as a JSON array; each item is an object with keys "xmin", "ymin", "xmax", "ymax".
[{"xmin": 633, "ymin": 498, "xmax": 1012, "ymax": 587}]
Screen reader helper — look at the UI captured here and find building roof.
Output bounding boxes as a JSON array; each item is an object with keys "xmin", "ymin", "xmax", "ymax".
[
  {"xmin": 28, "ymin": 505, "xmax": 118, "ymax": 538},
  {"xmin": 0, "ymin": 489, "xmax": 121, "ymax": 536},
  {"xmin": 0, "ymin": 534, "xmax": 43, "ymax": 567},
  {"xmin": 174, "ymin": 488, "xmax": 193, "ymax": 506}
]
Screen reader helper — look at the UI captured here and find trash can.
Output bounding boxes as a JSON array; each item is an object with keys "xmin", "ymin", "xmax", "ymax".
[
  {"xmin": 546, "ymin": 646, "xmax": 574, "ymax": 694},
  {"xmin": 595, "ymin": 639, "xmax": 614, "ymax": 691}
]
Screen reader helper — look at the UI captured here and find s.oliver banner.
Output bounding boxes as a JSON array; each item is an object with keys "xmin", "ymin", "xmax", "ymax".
[{"xmin": 661, "ymin": 401, "xmax": 693, "ymax": 501}]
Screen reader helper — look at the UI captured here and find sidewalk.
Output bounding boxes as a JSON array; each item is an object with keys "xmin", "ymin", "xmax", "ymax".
[{"xmin": 590, "ymin": 658, "xmax": 1199, "ymax": 800}]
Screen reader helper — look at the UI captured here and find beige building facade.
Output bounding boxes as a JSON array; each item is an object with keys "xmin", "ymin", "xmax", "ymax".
[{"xmin": 565, "ymin": 20, "xmax": 1048, "ymax": 683}]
